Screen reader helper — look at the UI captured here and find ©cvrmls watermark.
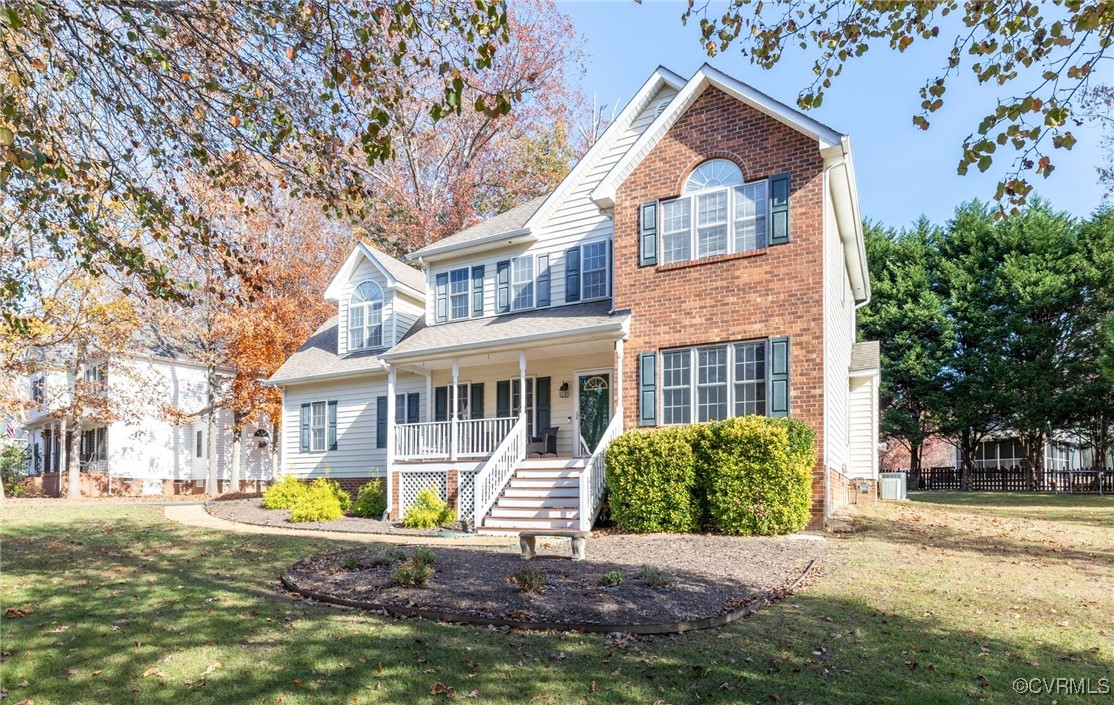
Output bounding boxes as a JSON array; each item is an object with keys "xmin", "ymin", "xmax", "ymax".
[{"xmin": 1013, "ymin": 677, "xmax": 1110, "ymax": 695}]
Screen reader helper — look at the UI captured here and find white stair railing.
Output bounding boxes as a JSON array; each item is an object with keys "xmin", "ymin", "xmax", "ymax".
[
  {"xmin": 578, "ymin": 408, "xmax": 624, "ymax": 532},
  {"xmin": 472, "ymin": 415, "xmax": 527, "ymax": 527}
]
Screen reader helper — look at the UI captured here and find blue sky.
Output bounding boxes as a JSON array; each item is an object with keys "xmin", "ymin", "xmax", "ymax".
[{"xmin": 554, "ymin": 1, "xmax": 1110, "ymax": 228}]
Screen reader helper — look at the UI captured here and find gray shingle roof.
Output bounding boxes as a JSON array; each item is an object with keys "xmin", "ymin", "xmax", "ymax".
[
  {"xmin": 409, "ymin": 196, "xmax": 548, "ymax": 258},
  {"xmin": 362, "ymin": 242, "xmax": 426, "ymax": 292},
  {"xmin": 269, "ymin": 316, "xmax": 386, "ymax": 384},
  {"xmin": 384, "ymin": 300, "xmax": 626, "ymax": 360},
  {"xmin": 850, "ymin": 340, "xmax": 880, "ymax": 372}
]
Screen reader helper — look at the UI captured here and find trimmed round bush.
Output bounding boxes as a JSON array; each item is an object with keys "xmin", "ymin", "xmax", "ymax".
[
  {"xmin": 699, "ymin": 416, "xmax": 814, "ymax": 536},
  {"xmin": 402, "ymin": 486, "xmax": 454, "ymax": 529},
  {"xmin": 289, "ymin": 479, "xmax": 346, "ymax": 523},
  {"xmin": 350, "ymin": 479, "xmax": 387, "ymax": 518},
  {"xmin": 605, "ymin": 427, "xmax": 700, "ymax": 533},
  {"xmin": 262, "ymin": 476, "xmax": 307, "ymax": 510}
]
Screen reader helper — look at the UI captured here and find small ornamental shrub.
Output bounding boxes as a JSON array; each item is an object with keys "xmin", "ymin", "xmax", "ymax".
[
  {"xmin": 604, "ymin": 427, "xmax": 700, "ymax": 533},
  {"xmin": 0, "ymin": 445, "xmax": 28, "ymax": 491},
  {"xmin": 341, "ymin": 556, "xmax": 360, "ymax": 571},
  {"xmin": 262, "ymin": 476, "xmax": 307, "ymax": 510},
  {"xmin": 598, "ymin": 571, "xmax": 624, "ymax": 587},
  {"xmin": 413, "ymin": 546, "xmax": 436, "ymax": 566},
  {"xmin": 511, "ymin": 568, "xmax": 545, "ymax": 594},
  {"xmin": 402, "ymin": 486, "xmax": 454, "ymax": 529},
  {"xmin": 637, "ymin": 565, "xmax": 672, "ymax": 588},
  {"xmin": 309, "ymin": 477, "xmax": 351, "ymax": 512},
  {"xmin": 699, "ymin": 416, "xmax": 815, "ymax": 536},
  {"xmin": 392, "ymin": 558, "xmax": 433, "ymax": 587},
  {"xmin": 288, "ymin": 480, "xmax": 345, "ymax": 523},
  {"xmin": 370, "ymin": 546, "xmax": 407, "ymax": 567},
  {"xmin": 350, "ymin": 479, "xmax": 386, "ymax": 518}
]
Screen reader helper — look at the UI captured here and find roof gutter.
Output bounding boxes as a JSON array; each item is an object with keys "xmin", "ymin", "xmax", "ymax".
[
  {"xmin": 268, "ymin": 361, "xmax": 388, "ymax": 387},
  {"xmin": 823, "ymin": 136, "xmax": 871, "ymax": 306},
  {"xmin": 381, "ymin": 320, "xmax": 628, "ymax": 364},
  {"xmin": 406, "ymin": 228, "xmax": 535, "ymax": 263}
]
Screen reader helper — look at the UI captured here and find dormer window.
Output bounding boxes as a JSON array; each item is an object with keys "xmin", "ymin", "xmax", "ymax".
[
  {"xmin": 662, "ymin": 159, "xmax": 768, "ymax": 265},
  {"xmin": 348, "ymin": 281, "xmax": 384, "ymax": 351}
]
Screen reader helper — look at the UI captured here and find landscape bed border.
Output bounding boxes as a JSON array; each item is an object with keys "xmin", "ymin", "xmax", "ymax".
[{"xmin": 279, "ymin": 554, "xmax": 817, "ymax": 635}]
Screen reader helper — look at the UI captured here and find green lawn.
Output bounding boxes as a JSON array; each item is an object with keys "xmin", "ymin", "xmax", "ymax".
[{"xmin": 1, "ymin": 495, "xmax": 1112, "ymax": 704}]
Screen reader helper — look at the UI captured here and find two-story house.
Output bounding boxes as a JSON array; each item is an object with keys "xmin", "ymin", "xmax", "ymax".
[
  {"xmin": 20, "ymin": 334, "xmax": 273, "ymax": 497},
  {"xmin": 269, "ymin": 64, "xmax": 880, "ymax": 532}
]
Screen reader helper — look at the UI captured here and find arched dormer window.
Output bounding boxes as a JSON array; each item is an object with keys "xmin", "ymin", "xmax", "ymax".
[
  {"xmin": 661, "ymin": 159, "xmax": 769, "ymax": 264},
  {"xmin": 682, "ymin": 159, "xmax": 744, "ymax": 193},
  {"xmin": 348, "ymin": 281, "xmax": 384, "ymax": 351}
]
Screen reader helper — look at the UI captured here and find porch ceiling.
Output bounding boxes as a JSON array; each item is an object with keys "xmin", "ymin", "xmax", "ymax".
[{"xmin": 392, "ymin": 336, "xmax": 617, "ymax": 373}]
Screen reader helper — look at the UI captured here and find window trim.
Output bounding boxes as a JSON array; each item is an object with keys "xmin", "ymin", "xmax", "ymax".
[
  {"xmin": 348, "ymin": 280, "xmax": 385, "ymax": 351},
  {"xmin": 659, "ymin": 339, "xmax": 769, "ymax": 425},
  {"xmin": 195, "ymin": 429, "xmax": 204, "ymax": 458},
  {"xmin": 660, "ymin": 178, "xmax": 769, "ymax": 265},
  {"xmin": 309, "ymin": 401, "xmax": 327, "ymax": 452},
  {"xmin": 511, "ymin": 255, "xmax": 535, "ymax": 311},
  {"xmin": 448, "ymin": 267, "xmax": 470, "ymax": 321},
  {"xmin": 579, "ymin": 239, "xmax": 611, "ymax": 301}
]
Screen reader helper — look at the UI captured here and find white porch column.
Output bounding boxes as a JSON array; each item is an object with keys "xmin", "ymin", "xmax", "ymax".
[
  {"xmin": 615, "ymin": 338, "xmax": 624, "ymax": 419},
  {"xmin": 385, "ymin": 366, "xmax": 396, "ymax": 518},
  {"xmin": 518, "ymin": 351, "xmax": 527, "ymax": 424},
  {"xmin": 450, "ymin": 360, "xmax": 459, "ymax": 461}
]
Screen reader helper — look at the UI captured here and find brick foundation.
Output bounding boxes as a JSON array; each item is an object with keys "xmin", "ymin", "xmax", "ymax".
[
  {"xmin": 827, "ymin": 469, "xmax": 877, "ymax": 517},
  {"xmin": 612, "ymin": 85, "xmax": 830, "ymax": 527},
  {"xmin": 24, "ymin": 472, "xmax": 270, "ymax": 498}
]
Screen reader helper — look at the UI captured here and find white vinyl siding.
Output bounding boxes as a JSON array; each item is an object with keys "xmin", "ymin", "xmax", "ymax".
[
  {"xmin": 822, "ymin": 182, "xmax": 855, "ymax": 472},
  {"xmin": 848, "ymin": 374, "xmax": 878, "ymax": 479}
]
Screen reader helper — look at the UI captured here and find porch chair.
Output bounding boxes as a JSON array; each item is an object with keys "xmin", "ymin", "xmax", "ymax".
[{"xmin": 526, "ymin": 427, "xmax": 559, "ymax": 457}]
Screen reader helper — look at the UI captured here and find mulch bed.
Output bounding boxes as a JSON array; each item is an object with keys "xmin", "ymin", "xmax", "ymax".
[
  {"xmin": 207, "ymin": 498, "xmax": 455, "ymax": 536},
  {"xmin": 282, "ymin": 534, "xmax": 826, "ymax": 630}
]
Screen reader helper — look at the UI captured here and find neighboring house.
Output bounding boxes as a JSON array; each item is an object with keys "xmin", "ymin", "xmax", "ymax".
[
  {"xmin": 884, "ymin": 433, "xmax": 1113, "ymax": 472},
  {"xmin": 270, "ymin": 64, "xmax": 879, "ymax": 532},
  {"xmin": 19, "ymin": 335, "xmax": 273, "ymax": 496}
]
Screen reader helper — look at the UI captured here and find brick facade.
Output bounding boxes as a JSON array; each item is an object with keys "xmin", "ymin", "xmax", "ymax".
[
  {"xmin": 612, "ymin": 86, "xmax": 830, "ymax": 526},
  {"xmin": 26, "ymin": 472, "xmax": 270, "ymax": 497}
]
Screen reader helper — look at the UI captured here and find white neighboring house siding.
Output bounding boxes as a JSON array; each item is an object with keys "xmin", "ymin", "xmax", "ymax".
[
  {"xmin": 847, "ymin": 375, "xmax": 879, "ymax": 479},
  {"xmin": 822, "ymin": 180, "xmax": 855, "ymax": 474},
  {"xmin": 422, "ymin": 86, "xmax": 679, "ymax": 324},
  {"xmin": 280, "ymin": 373, "xmax": 426, "ymax": 479}
]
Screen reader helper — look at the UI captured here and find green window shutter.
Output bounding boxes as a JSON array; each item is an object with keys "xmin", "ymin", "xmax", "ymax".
[
  {"xmin": 564, "ymin": 247, "xmax": 580, "ymax": 302},
  {"xmin": 536, "ymin": 377, "xmax": 551, "ymax": 431},
  {"xmin": 768, "ymin": 336, "xmax": 791, "ymax": 417},
  {"xmin": 768, "ymin": 172, "xmax": 791, "ymax": 246},
  {"xmin": 470, "ymin": 383, "xmax": 484, "ymax": 419},
  {"xmin": 471, "ymin": 265, "xmax": 484, "ymax": 318},
  {"xmin": 434, "ymin": 273, "xmax": 449, "ymax": 322},
  {"xmin": 299, "ymin": 403, "xmax": 310, "ymax": 452},
  {"xmin": 327, "ymin": 400, "xmax": 338, "ymax": 450},
  {"xmin": 638, "ymin": 351, "xmax": 657, "ymax": 427},
  {"xmin": 496, "ymin": 260, "xmax": 510, "ymax": 313},
  {"xmin": 537, "ymin": 254, "xmax": 551, "ymax": 307},
  {"xmin": 496, "ymin": 380, "xmax": 511, "ymax": 418},
  {"xmin": 406, "ymin": 393, "xmax": 420, "ymax": 424},
  {"xmin": 434, "ymin": 386, "xmax": 448, "ymax": 422},
  {"xmin": 375, "ymin": 396, "xmax": 387, "ymax": 449},
  {"xmin": 639, "ymin": 200, "xmax": 658, "ymax": 266}
]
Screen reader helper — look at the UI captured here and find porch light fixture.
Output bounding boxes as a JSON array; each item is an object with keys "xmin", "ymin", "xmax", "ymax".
[{"xmin": 559, "ymin": 382, "xmax": 570, "ymax": 398}]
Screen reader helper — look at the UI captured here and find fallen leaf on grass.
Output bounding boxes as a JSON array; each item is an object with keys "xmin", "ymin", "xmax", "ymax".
[
  {"xmin": 430, "ymin": 682, "xmax": 456, "ymax": 697},
  {"xmin": 143, "ymin": 667, "xmax": 165, "ymax": 678},
  {"xmin": 4, "ymin": 608, "xmax": 30, "ymax": 618},
  {"xmin": 202, "ymin": 662, "xmax": 222, "ymax": 676}
]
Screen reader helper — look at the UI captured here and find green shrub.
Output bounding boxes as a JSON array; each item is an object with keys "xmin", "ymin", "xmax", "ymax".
[
  {"xmin": 604, "ymin": 427, "xmax": 700, "ymax": 533},
  {"xmin": 288, "ymin": 480, "xmax": 345, "ymax": 523},
  {"xmin": 340, "ymin": 556, "xmax": 360, "ymax": 571},
  {"xmin": 511, "ymin": 568, "xmax": 545, "ymax": 594},
  {"xmin": 370, "ymin": 546, "xmax": 406, "ymax": 567},
  {"xmin": 413, "ymin": 546, "xmax": 436, "ymax": 566},
  {"xmin": 402, "ymin": 486, "xmax": 454, "ymax": 529},
  {"xmin": 637, "ymin": 565, "xmax": 672, "ymax": 588},
  {"xmin": 598, "ymin": 571, "xmax": 624, "ymax": 587},
  {"xmin": 310, "ymin": 477, "xmax": 351, "ymax": 512},
  {"xmin": 392, "ymin": 558, "xmax": 433, "ymax": 587},
  {"xmin": 350, "ymin": 479, "xmax": 386, "ymax": 518},
  {"xmin": 1, "ymin": 445, "xmax": 29, "ymax": 491},
  {"xmin": 699, "ymin": 416, "xmax": 814, "ymax": 536},
  {"xmin": 262, "ymin": 476, "xmax": 307, "ymax": 510}
]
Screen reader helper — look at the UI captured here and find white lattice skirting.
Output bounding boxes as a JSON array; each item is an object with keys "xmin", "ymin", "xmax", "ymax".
[{"xmin": 396, "ymin": 469, "xmax": 478, "ymax": 524}]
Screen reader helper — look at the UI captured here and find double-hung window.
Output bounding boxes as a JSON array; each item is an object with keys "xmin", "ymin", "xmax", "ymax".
[
  {"xmin": 449, "ymin": 268, "xmax": 469, "ymax": 320},
  {"xmin": 581, "ymin": 241, "xmax": 608, "ymax": 300},
  {"xmin": 661, "ymin": 340, "xmax": 769, "ymax": 424},
  {"xmin": 348, "ymin": 281, "xmax": 384, "ymax": 350},
  {"xmin": 661, "ymin": 159, "xmax": 768, "ymax": 265},
  {"xmin": 512, "ymin": 256, "xmax": 534, "ymax": 310},
  {"xmin": 310, "ymin": 401, "xmax": 326, "ymax": 451}
]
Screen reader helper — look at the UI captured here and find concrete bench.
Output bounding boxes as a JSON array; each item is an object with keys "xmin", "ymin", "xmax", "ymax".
[{"xmin": 519, "ymin": 530, "xmax": 590, "ymax": 561}]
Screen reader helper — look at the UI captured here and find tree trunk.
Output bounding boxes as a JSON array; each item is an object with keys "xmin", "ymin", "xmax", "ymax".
[
  {"xmin": 230, "ymin": 425, "xmax": 242, "ymax": 494},
  {"xmin": 1023, "ymin": 431, "xmax": 1046, "ymax": 489},
  {"xmin": 66, "ymin": 414, "xmax": 83, "ymax": 500},
  {"xmin": 959, "ymin": 428, "xmax": 974, "ymax": 490},
  {"xmin": 205, "ymin": 364, "xmax": 218, "ymax": 495}
]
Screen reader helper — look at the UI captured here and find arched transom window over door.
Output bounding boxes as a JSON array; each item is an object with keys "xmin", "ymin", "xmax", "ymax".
[{"xmin": 348, "ymin": 281, "xmax": 384, "ymax": 350}]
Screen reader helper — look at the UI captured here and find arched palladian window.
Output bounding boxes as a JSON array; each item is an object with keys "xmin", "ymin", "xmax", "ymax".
[
  {"xmin": 661, "ymin": 159, "xmax": 769, "ymax": 264},
  {"xmin": 348, "ymin": 281, "xmax": 384, "ymax": 350}
]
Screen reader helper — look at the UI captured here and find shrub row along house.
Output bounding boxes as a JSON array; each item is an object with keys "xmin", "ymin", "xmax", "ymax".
[{"xmin": 269, "ymin": 65, "xmax": 880, "ymax": 532}]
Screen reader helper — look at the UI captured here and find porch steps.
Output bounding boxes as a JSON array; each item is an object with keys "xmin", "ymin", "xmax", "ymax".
[{"xmin": 478, "ymin": 458, "xmax": 587, "ymax": 534}]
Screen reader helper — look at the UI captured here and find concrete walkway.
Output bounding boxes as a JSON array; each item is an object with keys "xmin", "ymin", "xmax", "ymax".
[{"xmin": 163, "ymin": 504, "xmax": 518, "ymax": 547}]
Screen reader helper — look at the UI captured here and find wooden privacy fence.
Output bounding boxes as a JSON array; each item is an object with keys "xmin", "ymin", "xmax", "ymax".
[{"xmin": 901, "ymin": 466, "xmax": 1114, "ymax": 493}]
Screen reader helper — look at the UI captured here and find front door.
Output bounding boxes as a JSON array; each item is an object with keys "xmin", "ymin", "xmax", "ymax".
[{"xmin": 577, "ymin": 372, "xmax": 611, "ymax": 455}]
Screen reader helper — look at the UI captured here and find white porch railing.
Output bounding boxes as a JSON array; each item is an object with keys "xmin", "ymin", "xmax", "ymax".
[
  {"xmin": 472, "ymin": 415, "xmax": 527, "ymax": 526},
  {"xmin": 394, "ymin": 417, "xmax": 516, "ymax": 460},
  {"xmin": 578, "ymin": 408, "xmax": 624, "ymax": 531}
]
